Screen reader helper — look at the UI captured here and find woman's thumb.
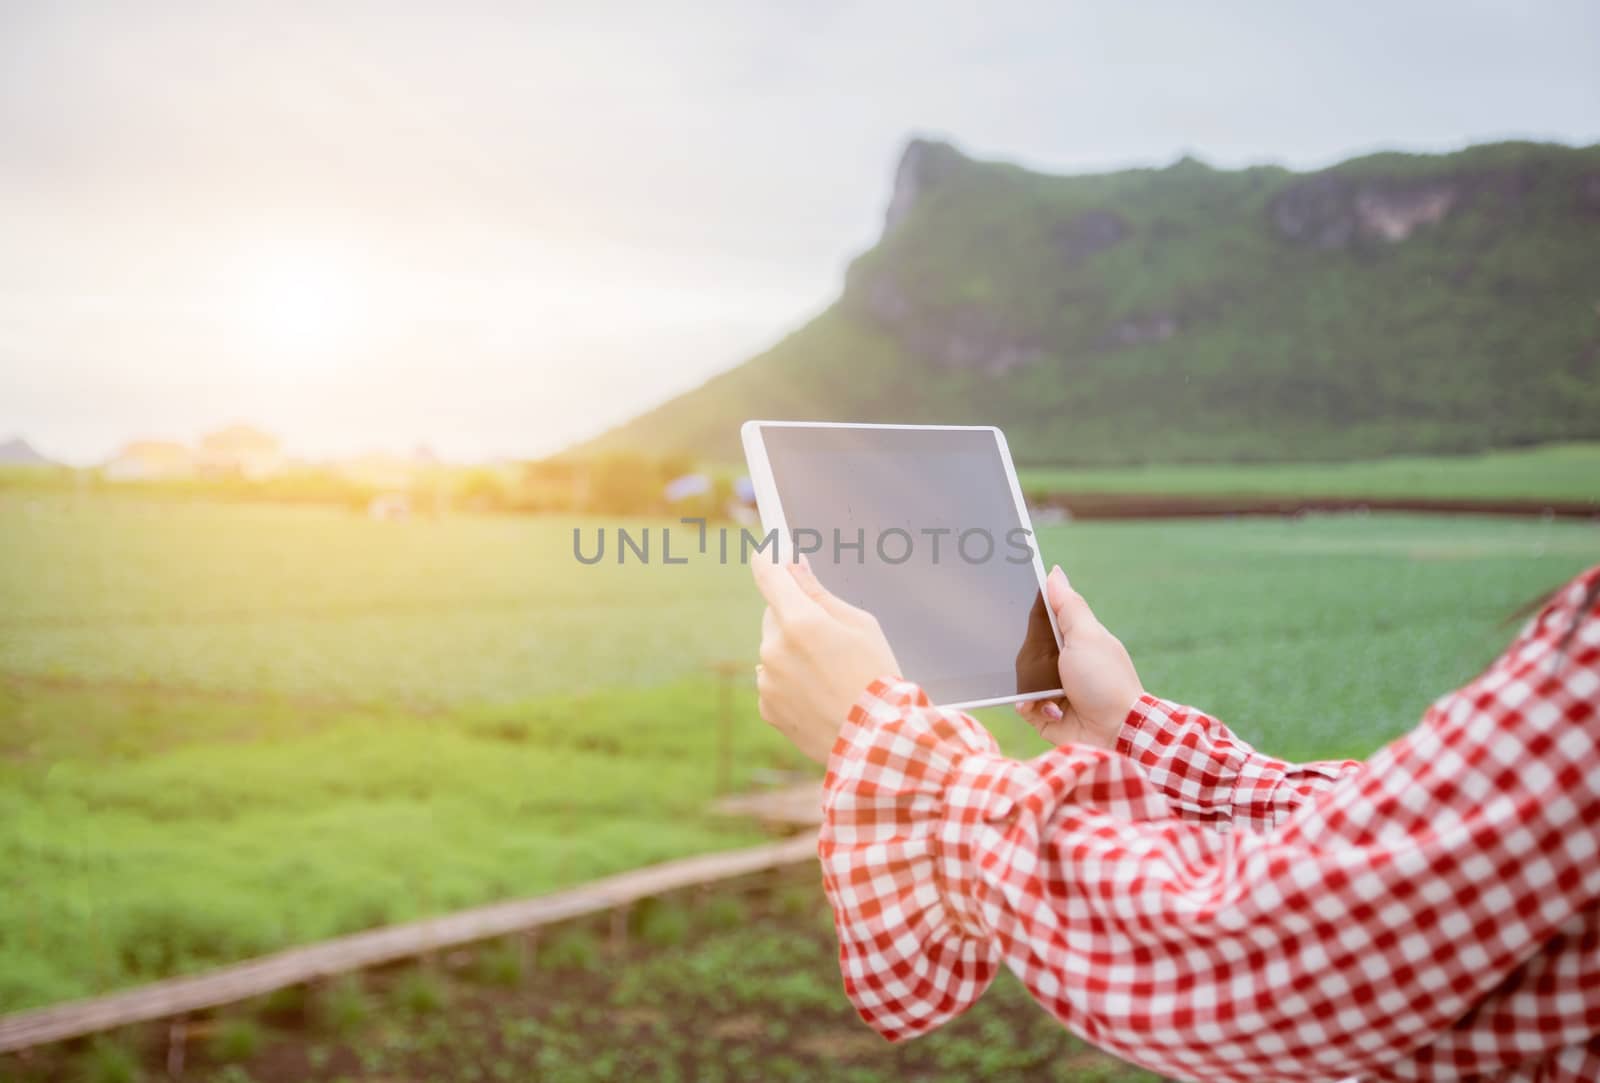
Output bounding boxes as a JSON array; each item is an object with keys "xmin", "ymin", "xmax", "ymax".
[
  {"xmin": 792, "ymin": 555, "xmax": 865, "ymax": 621},
  {"xmin": 1046, "ymin": 566, "xmax": 1093, "ymax": 634}
]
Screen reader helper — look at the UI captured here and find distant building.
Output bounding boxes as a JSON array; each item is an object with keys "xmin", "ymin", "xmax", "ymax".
[
  {"xmin": 198, "ymin": 425, "xmax": 283, "ymax": 480},
  {"xmin": 105, "ymin": 440, "xmax": 195, "ymax": 481}
]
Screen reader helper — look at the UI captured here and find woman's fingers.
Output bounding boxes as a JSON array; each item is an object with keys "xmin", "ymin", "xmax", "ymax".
[
  {"xmin": 1015, "ymin": 697, "xmax": 1065, "ymax": 728},
  {"xmin": 755, "ymin": 661, "xmax": 780, "ymax": 728},
  {"xmin": 1026, "ymin": 698, "xmax": 1064, "ymax": 722},
  {"xmin": 747, "ymin": 557, "xmax": 904, "ymax": 766}
]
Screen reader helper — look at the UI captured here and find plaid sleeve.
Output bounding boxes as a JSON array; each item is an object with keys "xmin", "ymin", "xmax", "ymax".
[
  {"xmin": 816, "ymin": 681, "xmax": 1009, "ymax": 1039},
  {"xmin": 1117, "ymin": 695, "xmax": 1359, "ymax": 832},
  {"xmin": 819, "ymin": 566, "xmax": 1600, "ymax": 1082}
]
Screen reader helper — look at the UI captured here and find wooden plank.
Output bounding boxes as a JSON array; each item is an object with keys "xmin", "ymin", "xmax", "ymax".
[{"xmin": 0, "ymin": 835, "xmax": 817, "ymax": 1055}]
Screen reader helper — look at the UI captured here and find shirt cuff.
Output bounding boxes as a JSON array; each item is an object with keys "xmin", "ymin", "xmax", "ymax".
[
  {"xmin": 818, "ymin": 677, "xmax": 1003, "ymax": 1040},
  {"xmin": 1114, "ymin": 692, "xmax": 1183, "ymax": 761}
]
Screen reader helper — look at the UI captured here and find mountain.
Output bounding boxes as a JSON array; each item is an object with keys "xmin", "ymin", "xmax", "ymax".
[
  {"xmin": 0, "ymin": 437, "xmax": 53, "ymax": 467},
  {"xmin": 584, "ymin": 139, "xmax": 1600, "ymax": 465}
]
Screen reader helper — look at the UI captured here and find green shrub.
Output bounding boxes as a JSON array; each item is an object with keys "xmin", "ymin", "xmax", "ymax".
[
  {"xmin": 74, "ymin": 1037, "xmax": 141, "ymax": 1083},
  {"xmin": 391, "ymin": 968, "xmax": 448, "ymax": 1018},
  {"xmin": 697, "ymin": 894, "xmax": 748, "ymax": 932},
  {"xmin": 251, "ymin": 983, "xmax": 308, "ymax": 1025},
  {"xmin": 536, "ymin": 929, "xmax": 601, "ymax": 972},
  {"xmin": 774, "ymin": 885, "xmax": 819, "ymax": 921},
  {"xmin": 208, "ymin": 1067, "xmax": 257, "ymax": 1083},
  {"xmin": 313, "ymin": 976, "xmax": 371, "ymax": 1036},
  {"xmin": 207, "ymin": 1018, "xmax": 262, "ymax": 1063},
  {"xmin": 630, "ymin": 897, "xmax": 691, "ymax": 949},
  {"xmin": 469, "ymin": 941, "xmax": 525, "ymax": 987}
]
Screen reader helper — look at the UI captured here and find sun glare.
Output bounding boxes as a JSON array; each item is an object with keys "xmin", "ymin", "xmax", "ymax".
[{"xmin": 234, "ymin": 245, "xmax": 369, "ymax": 369}]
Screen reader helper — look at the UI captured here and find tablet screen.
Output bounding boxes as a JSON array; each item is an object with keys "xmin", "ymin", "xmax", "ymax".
[{"xmin": 757, "ymin": 425, "xmax": 1060, "ymax": 707}]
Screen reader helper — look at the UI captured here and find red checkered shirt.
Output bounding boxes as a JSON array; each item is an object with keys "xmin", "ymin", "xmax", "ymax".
[{"xmin": 819, "ymin": 567, "xmax": 1600, "ymax": 1082}]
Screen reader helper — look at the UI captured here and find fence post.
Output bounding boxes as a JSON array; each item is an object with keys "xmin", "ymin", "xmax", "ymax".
[
  {"xmin": 709, "ymin": 661, "xmax": 743, "ymax": 795},
  {"xmin": 166, "ymin": 1017, "xmax": 188, "ymax": 1078}
]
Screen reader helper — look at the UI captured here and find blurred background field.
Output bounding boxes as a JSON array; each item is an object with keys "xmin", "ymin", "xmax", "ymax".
[{"xmin": 2, "ymin": 489, "xmax": 1595, "ymax": 1015}]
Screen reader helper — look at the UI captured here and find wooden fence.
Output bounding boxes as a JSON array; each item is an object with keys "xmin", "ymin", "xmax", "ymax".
[{"xmin": 0, "ymin": 835, "xmax": 817, "ymax": 1055}]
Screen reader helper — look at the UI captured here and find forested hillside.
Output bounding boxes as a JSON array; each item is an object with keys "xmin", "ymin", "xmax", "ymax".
[{"xmin": 587, "ymin": 139, "xmax": 1600, "ymax": 464}]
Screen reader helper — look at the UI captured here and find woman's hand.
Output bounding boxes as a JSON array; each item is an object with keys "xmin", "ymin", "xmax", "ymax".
[
  {"xmin": 752, "ymin": 556, "xmax": 900, "ymax": 765},
  {"xmin": 1015, "ymin": 566, "xmax": 1144, "ymax": 750}
]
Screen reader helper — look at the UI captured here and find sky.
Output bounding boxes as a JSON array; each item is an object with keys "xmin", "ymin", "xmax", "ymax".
[{"xmin": 2, "ymin": 1, "xmax": 1597, "ymax": 464}]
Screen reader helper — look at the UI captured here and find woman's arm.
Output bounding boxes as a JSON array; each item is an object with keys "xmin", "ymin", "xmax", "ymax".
[
  {"xmin": 1015, "ymin": 566, "xmax": 1359, "ymax": 831},
  {"xmin": 823, "ymin": 612, "xmax": 1600, "ymax": 1082},
  {"xmin": 1115, "ymin": 694, "xmax": 1359, "ymax": 832},
  {"xmin": 757, "ymin": 558, "xmax": 1600, "ymax": 1083}
]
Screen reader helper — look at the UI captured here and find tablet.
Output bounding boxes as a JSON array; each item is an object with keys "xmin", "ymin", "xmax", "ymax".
[{"xmin": 741, "ymin": 421, "xmax": 1063, "ymax": 710}]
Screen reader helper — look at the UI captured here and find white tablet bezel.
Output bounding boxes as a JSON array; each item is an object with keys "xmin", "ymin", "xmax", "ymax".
[{"xmin": 740, "ymin": 420, "xmax": 1064, "ymax": 711}]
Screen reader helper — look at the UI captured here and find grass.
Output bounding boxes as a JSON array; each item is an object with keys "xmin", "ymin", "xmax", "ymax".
[
  {"xmin": 537, "ymin": 929, "xmax": 603, "ymax": 974},
  {"xmin": 389, "ymin": 969, "xmax": 449, "ymax": 1019},
  {"xmin": 207, "ymin": 1019, "xmax": 264, "ymax": 1063},
  {"xmin": 1017, "ymin": 441, "xmax": 1600, "ymax": 504},
  {"xmin": 468, "ymin": 942, "xmax": 525, "ymax": 988},
  {"xmin": 70, "ymin": 1038, "xmax": 141, "ymax": 1083},
  {"xmin": 0, "ymin": 493, "xmax": 1596, "ymax": 1014},
  {"xmin": 0, "ymin": 677, "xmax": 799, "ymax": 1010},
  {"xmin": 314, "ymin": 978, "xmax": 372, "ymax": 1037}
]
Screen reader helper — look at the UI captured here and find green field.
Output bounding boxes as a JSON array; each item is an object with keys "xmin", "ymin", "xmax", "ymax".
[
  {"xmin": 1017, "ymin": 441, "xmax": 1600, "ymax": 503},
  {"xmin": 1, "ymin": 493, "xmax": 1597, "ymax": 1015}
]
